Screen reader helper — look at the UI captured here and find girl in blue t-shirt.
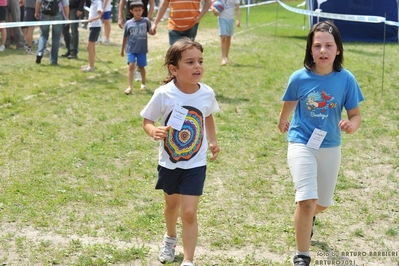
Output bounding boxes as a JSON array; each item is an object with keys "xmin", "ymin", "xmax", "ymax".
[{"xmin": 277, "ymin": 20, "xmax": 364, "ymax": 266}]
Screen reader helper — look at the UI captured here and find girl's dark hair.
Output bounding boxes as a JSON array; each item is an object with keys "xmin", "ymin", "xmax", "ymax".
[
  {"xmin": 162, "ymin": 37, "xmax": 204, "ymax": 85},
  {"xmin": 304, "ymin": 20, "xmax": 344, "ymax": 72}
]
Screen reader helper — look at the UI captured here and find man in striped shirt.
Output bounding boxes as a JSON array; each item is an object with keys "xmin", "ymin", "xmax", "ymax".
[{"xmin": 150, "ymin": 0, "xmax": 212, "ymax": 45}]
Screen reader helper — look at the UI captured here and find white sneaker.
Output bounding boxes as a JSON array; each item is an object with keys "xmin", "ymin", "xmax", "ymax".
[
  {"xmin": 140, "ymin": 84, "xmax": 147, "ymax": 91},
  {"xmin": 0, "ymin": 45, "xmax": 5, "ymax": 51},
  {"xmin": 102, "ymin": 38, "xmax": 110, "ymax": 44},
  {"xmin": 25, "ymin": 47, "xmax": 33, "ymax": 55},
  {"xmin": 181, "ymin": 260, "xmax": 195, "ymax": 266},
  {"xmin": 159, "ymin": 234, "xmax": 178, "ymax": 263},
  {"xmin": 135, "ymin": 70, "xmax": 142, "ymax": 82}
]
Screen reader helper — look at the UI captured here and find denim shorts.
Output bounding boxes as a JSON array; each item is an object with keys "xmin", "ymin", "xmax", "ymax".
[
  {"xmin": 218, "ymin": 17, "xmax": 234, "ymax": 36},
  {"xmin": 127, "ymin": 52, "xmax": 147, "ymax": 67},
  {"xmin": 287, "ymin": 142, "xmax": 341, "ymax": 207},
  {"xmin": 156, "ymin": 165, "xmax": 206, "ymax": 196},
  {"xmin": 168, "ymin": 23, "xmax": 199, "ymax": 45}
]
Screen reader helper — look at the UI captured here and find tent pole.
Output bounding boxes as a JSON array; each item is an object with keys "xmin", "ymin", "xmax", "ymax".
[
  {"xmin": 274, "ymin": 0, "xmax": 279, "ymax": 39},
  {"xmin": 381, "ymin": 14, "xmax": 387, "ymax": 96}
]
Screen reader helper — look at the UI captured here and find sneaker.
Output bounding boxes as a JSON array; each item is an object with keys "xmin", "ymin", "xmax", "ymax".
[
  {"xmin": 0, "ymin": 45, "xmax": 5, "ymax": 51},
  {"xmin": 135, "ymin": 70, "xmax": 142, "ymax": 82},
  {"xmin": 181, "ymin": 261, "xmax": 195, "ymax": 266},
  {"xmin": 159, "ymin": 234, "xmax": 178, "ymax": 263},
  {"xmin": 310, "ymin": 216, "xmax": 316, "ymax": 240},
  {"xmin": 124, "ymin": 87, "xmax": 132, "ymax": 95},
  {"xmin": 68, "ymin": 53, "xmax": 78, "ymax": 59},
  {"xmin": 36, "ymin": 55, "xmax": 42, "ymax": 64},
  {"xmin": 102, "ymin": 38, "xmax": 110, "ymax": 44},
  {"xmin": 61, "ymin": 52, "xmax": 70, "ymax": 57},
  {"xmin": 293, "ymin": 255, "xmax": 311, "ymax": 266},
  {"xmin": 81, "ymin": 66, "xmax": 95, "ymax": 72},
  {"xmin": 25, "ymin": 47, "xmax": 33, "ymax": 55},
  {"xmin": 140, "ymin": 84, "xmax": 147, "ymax": 91}
]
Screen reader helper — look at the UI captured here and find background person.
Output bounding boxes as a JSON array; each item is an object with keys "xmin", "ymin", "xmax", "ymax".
[
  {"xmin": 150, "ymin": 0, "xmax": 212, "ymax": 45},
  {"xmin": 35, "ymin": 0, "xmax": 70, "ymax": 64},
  {"xmin": 62, "ymin": 0, "xmax": 85, "ymax": 59},
  {"xmin": 210, "ymin": 0, "xmax": 240, "ymax": 66}
]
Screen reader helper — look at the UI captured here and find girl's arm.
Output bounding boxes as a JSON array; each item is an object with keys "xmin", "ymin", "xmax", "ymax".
[
  {"xmin": 143, "ymin": 118, "xmax": 171, "ymax": 141},
  {"xmin": 278, "ymin": 101, "xmax": 297, "ymax": 133},
  {"xmin": 339, "ymin": 107, "xmax": 361, "ymax": 134},
  {"xmin": 205, "ymin": 114, "xmax": 220, "ymax": 161},
  {"xmin": 235, "ymin": 3, "xmax": 240, "ymax": 27}
]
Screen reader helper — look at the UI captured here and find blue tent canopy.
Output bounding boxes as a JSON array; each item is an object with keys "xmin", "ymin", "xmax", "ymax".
[{"xmin": 307, "ymin": 0, "xmax": 399, "ymax": 42}]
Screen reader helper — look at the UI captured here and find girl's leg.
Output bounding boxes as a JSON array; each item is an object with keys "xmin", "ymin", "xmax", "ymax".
[
  {"xmin": 225, "ymin": 36, "xmax": 232, "ymax": 62},
  {"xmin": 87, "ymin": 41, "xmax": 95, "ymax": 68},
  {"xmin": 164, "ymin": 193, "xmax": 180, "ymax": 237},
  {"xmin": 294, "ymin": 199, "xmax": 317, "ymax": 252},
  {"xmin": 180, "ymin": 194, "xmax": 200, "ymax": 262},
  {"xmin": 220, "ymin": 35, "xmax": 228, "ymax": 65},
  {"xmin": 103, "ymin": 19, "xmax": 111, "ymax": 40}
]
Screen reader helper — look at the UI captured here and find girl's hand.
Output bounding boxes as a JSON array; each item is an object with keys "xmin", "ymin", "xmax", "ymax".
[
  {"xmin": 339, "ymin": 119, "xmax": 355, "ymax": 134},
  {"xmin": 278, "ymin": 118, "xmax": 290, "ymax": 133},
  {"xmin": 152, "ymin": 125, "xmax": 171, "ymax": 141},
  {"xmin": 209, "ymin": 142, "xmax": 220, "ymax": 161}
]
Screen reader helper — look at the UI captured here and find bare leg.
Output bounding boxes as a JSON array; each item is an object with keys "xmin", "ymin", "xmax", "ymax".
[
  {"xmin": 103, "ymin": 19, "xmax": 111, "ymax": 40},
  {"xmin": 220, "ymin": 35, "xmax": 228, "ymax": 65},
  {"xmin": 87, "ymin": 41, "xmax": 95, "ymax": 68},
  {"xmin": 294, "ymin": 199, "xmax": 317, "ymax": 252},
  {"xmin": 225, "ymin": 36, "xmax": 231, "ymax": 62},
  {"xmin": 164, "ymin": 193, "xmax": 180, "ymax": 238},
  {"xmin": 128, "ymin": 62, "xmax": 135, "ymax": 90},
  {"xmin": 180, "ymin": 195, "xmax": 200, "ymax": 262},
  {"xmin": 138, "ymin": 66, "xmax": 146, "ymax": 85}
]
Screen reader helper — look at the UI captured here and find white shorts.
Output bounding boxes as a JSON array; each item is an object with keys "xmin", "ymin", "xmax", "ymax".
[{"xmin": 287, "ymin": 142, "xmax": 341, "ymax": 207}]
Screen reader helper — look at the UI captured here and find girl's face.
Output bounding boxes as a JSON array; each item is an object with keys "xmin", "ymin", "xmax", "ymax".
[
  {"xmin": 170, "ymin": 47, "xmax": 204, "ymax": 93},
  {"xmin": 311, "ymin": 31, "xmax": 340, "ymax": 75}
]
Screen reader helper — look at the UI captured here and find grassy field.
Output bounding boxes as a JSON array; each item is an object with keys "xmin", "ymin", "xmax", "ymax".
[{"xmin": 0, "ymin": 1, "xmax": 398, "ymax": 265}]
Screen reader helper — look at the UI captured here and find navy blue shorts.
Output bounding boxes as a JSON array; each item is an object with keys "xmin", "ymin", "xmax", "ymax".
[
  {"xmin": 156, "ymin": 165, "xmax": 206, "ymax": 196},
  {"xmin": 88, "ymin": 27, "xmax": 101, "ymax": 42}
]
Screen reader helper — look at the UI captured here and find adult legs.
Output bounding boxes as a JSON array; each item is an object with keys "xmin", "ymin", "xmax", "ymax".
[
  {"xmin": 69, "ymin": 8, "xmax": 80, "ymax": 55},
  {"xmin": 62, "ymin": 24, "xmax": 71, "ymax": 55},
  {"xmin": 6, "ymin": 0, "xmax": 25, "ymax": 48},
  {"xmin": 37, "ymin": 24, "xmax": 50, "ymax": 57},
  {"xmin": 50, "ymin": 22, "xmax": 63, "ymax": 64}
]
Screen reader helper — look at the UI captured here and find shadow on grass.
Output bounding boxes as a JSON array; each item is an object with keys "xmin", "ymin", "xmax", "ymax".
[{"xmin": 215, "ymin": 93, "xmax": 250, "ymax": 104}]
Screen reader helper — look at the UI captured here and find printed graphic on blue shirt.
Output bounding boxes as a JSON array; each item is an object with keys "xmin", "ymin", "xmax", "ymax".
[
  {"xmin": 306, "ymin": 90, "xmax": 336, "ymax": 120},
  {"xmin": 164, "ymin": 106, "xmax": 204, "ymax": 163}
]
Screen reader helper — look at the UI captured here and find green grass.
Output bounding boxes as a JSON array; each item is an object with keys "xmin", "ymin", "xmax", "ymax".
[{"xmin": 0, "ymin": 1, "xmax": 398, "ymax": 265}]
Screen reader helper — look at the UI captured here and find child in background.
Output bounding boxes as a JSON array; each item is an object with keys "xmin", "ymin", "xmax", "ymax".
[
  {"xmin": 0, "ymin": 0, "xmax": 7, "ymax": 51},
  {"xmin": 277, "ymin": 20, "xmax": 364, "ymax": 266},
  {"xmin": 121, "ymin": 1, "xmax": 153, "ymax": 94},
  {"xmin": 140, "ymin": 37, "xmax": 220, "ymax": 266},
  {"xmin": 100, "ymin": 0, "xmax": 111, "ymax": 43},
  {"xmin": 211, "ymin": 0, "xmax": 240, "ymax": 66},
  {"xmin": 81, "ymin": 0, "xmax": 102, "ymax": 72}
]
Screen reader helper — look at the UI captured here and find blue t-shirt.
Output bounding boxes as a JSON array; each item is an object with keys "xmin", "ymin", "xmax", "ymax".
[
  {"xmin": 282, "ymin": 68, "xmax": 364, "ymax": 148},
  {"xmin": 123, "ymin": 17, "xmax": 151, "ymax": 54}
]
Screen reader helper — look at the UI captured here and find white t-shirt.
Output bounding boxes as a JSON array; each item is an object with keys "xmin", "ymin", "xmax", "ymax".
[
  {"xmin": 219, "ymin": 0, "xmax": 240, "ymax": 20},
  {"xmin": 140, "ymin": 81, "xmax": 220, "ymax": 170},
  {"xmin": 89, "ymin": 0, "xmax": 103, "ymax": 27}
]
